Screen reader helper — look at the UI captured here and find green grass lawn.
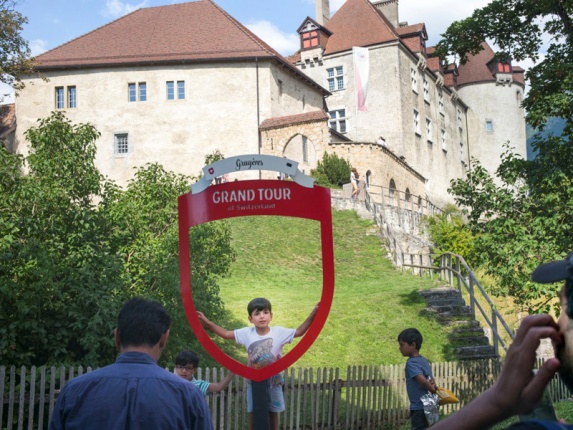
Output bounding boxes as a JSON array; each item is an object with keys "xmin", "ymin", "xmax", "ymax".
[{"xmin": 206, "ymin": 209, "xmax": 452, "ymax": 369}]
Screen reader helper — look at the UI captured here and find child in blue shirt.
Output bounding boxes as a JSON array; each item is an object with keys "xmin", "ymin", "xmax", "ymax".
[{"xmin": 398, "ymin": 328, "xmax": 437, "ymax": 430}]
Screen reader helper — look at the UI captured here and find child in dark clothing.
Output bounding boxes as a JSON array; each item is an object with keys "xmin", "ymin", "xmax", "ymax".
[{"xmin": 398, "ymin": 328, "xmax": 437, "ymax": 430}]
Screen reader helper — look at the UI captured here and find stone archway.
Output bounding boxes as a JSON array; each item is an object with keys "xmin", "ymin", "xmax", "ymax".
[{"xmin": 283, "ymin": 134, "xmax": 317, "ymax": 175}]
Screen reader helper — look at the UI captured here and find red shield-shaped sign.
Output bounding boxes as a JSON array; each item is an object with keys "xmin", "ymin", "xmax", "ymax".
[{"xmin": 178, "ymin": 179, "xmax": 334, "ymax": 381}]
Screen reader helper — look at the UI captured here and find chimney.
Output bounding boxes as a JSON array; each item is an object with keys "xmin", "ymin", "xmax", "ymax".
[{"xmin": 315, "ymin": 0, "xmax": 330, "ymax": 25}]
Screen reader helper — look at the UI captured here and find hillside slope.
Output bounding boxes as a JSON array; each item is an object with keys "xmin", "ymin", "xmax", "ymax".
[{"xmin": 204, "ymin": 209, "xmax": 453, "ymax": 369}]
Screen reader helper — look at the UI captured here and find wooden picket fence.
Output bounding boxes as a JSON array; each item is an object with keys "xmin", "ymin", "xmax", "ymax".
[{"xmin": 2, "ymin": 359, "xmax": 571, "ymax": 429}]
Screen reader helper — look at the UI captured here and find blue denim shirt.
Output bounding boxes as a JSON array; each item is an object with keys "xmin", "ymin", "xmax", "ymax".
[{"xmin": 49, "ymin": 351, "xmax": 212, "ymax": 430}]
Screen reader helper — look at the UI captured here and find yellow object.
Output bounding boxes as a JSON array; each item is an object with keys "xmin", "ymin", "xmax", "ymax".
[{"xmin": 436, "ymin": 387, "xmax": 459, "ymax": 405}]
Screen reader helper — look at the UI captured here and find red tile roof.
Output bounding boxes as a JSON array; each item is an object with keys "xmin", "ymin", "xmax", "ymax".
[
  {"xmin": 259, "ymin": 110, "xmax": 328, "ymax": 130},
  {"xmin": 456, "ymin": 41, "xmax": 525, "ymax": 88},
  {"xmin": 33, "ymin": 0, "xmax": 327, "ymax": 93},
  {"xmin": 322, "ymin": 0, "xmax": 399, "ymax": 55}
]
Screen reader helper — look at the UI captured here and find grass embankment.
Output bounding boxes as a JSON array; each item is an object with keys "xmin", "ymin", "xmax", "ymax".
[{"xmin": 206, "ymin": 209, "xmax": 451, "ymax": 369}]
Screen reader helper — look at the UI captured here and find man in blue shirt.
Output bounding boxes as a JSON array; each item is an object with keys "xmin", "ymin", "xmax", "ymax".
[{"xmin": 49, "ymin": 298, "xmax": 212, "ymax": 430}]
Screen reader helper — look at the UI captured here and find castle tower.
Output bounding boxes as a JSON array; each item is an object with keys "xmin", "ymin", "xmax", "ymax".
[{"xmin": 456, "ymin": 42, "xmax": 528, "ymax": 175}]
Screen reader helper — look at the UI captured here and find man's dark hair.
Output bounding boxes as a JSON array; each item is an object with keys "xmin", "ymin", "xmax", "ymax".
[
  {"xmin": 247, "ymin": 297, "xmax": 272, "ymax": 316},
  {"xmin": 117, "ymin": 298, "xmax": 170, "ymax": 348},
  {"xmin": 397, "ymin": 328, "xmax": 423, "ymax": 351},
  {"xmin": 175, "ymin": 350, "xmax": 199, "ymax": 368}
]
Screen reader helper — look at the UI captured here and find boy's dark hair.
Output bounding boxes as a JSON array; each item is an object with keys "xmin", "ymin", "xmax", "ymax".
[
  {"xmin": 397, "ymin": 328, "xmax": 423, "ymax": 351},
  {"xmin": 247, "ymin": 298, "xmax": 272, "ymax": 316},
  {"xmin": 117, "ymin": 298, "xmax": 171, "ymax": 348},
  {"xmin": 175, "ymin": 350, "xmax": 200, "ymax": 368}
]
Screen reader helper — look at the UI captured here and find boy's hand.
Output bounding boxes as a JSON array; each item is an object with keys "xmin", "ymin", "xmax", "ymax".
[{"xmin": 197, "ymin": 311, "xmax": 210, "ymax": 324}]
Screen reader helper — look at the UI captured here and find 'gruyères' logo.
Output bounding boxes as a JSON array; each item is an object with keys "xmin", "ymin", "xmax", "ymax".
[{"xmin": 178, "ymin": 178, "xmax": 334, "ymax": 382}]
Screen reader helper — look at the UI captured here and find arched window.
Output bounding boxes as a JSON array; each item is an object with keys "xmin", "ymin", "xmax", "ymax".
[
  {"xmin": 365, "ymin": 170, "xmax": 371, "ymax": 188},
  {"xmin": 389, "ymin": 179, "xmax": 396, "ymax": 204},
  {"xmin": 405, "ymin": 188, "xmax": 411, "ymax": 202}
]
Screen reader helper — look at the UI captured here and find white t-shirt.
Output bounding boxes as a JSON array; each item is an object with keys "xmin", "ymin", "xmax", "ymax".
[{"xmin": 234, "ymin": 326, "xmax": 295, "ymax": 385}]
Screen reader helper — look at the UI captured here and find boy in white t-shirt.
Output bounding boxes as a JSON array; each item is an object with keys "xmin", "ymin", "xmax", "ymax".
[{"xmin": 197, "ymin": 298, "xmax": 319, "ymax": 430}]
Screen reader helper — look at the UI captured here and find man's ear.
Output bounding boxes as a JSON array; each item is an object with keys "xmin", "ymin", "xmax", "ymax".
[
  {"xmin": 159, "ymin": 330, "xmax": 170, "ymax": 350},
  {"xmin": 114, "ymin": 328, "xmax": 121, "ymax": 348}
]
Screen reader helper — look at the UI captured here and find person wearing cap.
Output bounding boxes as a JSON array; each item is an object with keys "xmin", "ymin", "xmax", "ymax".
[{"xmin": 429, "ymin": 251, "xmax": 573, "ymax": 430}]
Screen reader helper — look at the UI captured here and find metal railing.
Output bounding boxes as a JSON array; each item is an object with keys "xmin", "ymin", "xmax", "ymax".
[{"xmin": 363, "ymin": 186, "xmax": 514, "ymax": 355}]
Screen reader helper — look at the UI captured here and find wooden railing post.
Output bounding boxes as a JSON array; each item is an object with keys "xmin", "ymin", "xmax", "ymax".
[
  {"xmin": 469, "ymin": 275, "xmax": 476, "ymax": 317},
  {"xmin": 455, "ymin": 257, "xmax": 462, "ymax": 293}
]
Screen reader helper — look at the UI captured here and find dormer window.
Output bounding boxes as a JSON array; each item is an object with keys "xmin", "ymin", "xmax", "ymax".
[
  {"xmin": 302, "ymin": 30, "xmax": 319, "ymax": 48},
  {"xmin": 497, "ymin": 62, "xmax": 511, "ymax": 73}
]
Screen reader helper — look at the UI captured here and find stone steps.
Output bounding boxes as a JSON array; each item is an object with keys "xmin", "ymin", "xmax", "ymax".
[{"xmin": 419, "ymin": 287, "xmax": 498, "ymax": 360}]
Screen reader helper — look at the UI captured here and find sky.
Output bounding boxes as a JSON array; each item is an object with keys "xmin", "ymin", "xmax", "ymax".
[{"xmin": 1, "ymin": 0, "xmax": 527, "ymax": 103}]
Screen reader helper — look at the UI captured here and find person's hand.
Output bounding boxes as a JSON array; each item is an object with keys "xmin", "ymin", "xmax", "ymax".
[
  {"xmin": 197, "ymin": 311, "xmax": 209, "ymax": 324},
  {"xmin": 489, "ymin": 314, "xmax": 562, "ymax": 416}
]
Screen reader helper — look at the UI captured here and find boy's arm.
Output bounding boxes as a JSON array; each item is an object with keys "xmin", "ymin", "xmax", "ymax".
[
  {"xmin": 413, "ymin": 374, "xmax": 436, "ymax": 393},
  {"xmin": 197, "ymin": 311, "xmax": 235, "ymax": 340},
  {"xmin": 294, "ymin": 302, "xmax": 319, "ymax": 337},
  {"xmin": 207, "ymin": 372, "xmax": 235, "ymax": 393}
]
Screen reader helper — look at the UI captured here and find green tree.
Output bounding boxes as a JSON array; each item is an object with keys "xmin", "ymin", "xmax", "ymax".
[
  {"xmin": 0, "ymin": 0, "xmax": 39, "ymax": 98},
  {"xmin": 311, "ymin": 152, "xmax": 352, "ymax": 188},
  {"xmin": 425, "ymin": 204, "xmax": 476, "ymax": 267},
  {"xmin": 449, "ymin": 139, "xmax": 573, "ymax": 313},
  {"xmin": 103, "ymin": 163, "xmax": 235, "ymax": 363},
  {"xmin": 0, "ymin": 112, "xmax": 123, "ymax": 366},
  {"xmin": 0, "ymin": 112, "xmax": 234, "ymax": 366}
]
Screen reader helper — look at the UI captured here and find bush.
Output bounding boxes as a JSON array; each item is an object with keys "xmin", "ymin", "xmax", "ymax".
[
  {"xmin": 425, "ymin": 204, "xmax": 477, "ymax": 267},
  {"xmin": 311, "ymin": 152, "xmax": 351, "ymax": 188}
]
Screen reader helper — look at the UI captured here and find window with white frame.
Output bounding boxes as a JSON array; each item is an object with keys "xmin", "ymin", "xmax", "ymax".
[
  {"xmin": 485, "ymin": 119, "xmax": 494, "ymax": 132},
  {"xmin": 326, "ymin": 66, "xmax": 344, "ymax": 91},
  {"xmin": 167, "ymin": 81, "xmax": 186, "ymax": 100},
  {"xmin": 413, "ymin": 109, "xmax": 420, "ymax": 135},
  {"xmin": 438, "ymin": 91, "xmax": 444, "ymax": 115},
  {"xmin": 426, "ymin": 118, "xmax": 432, "ymax": 142},
  {"xmin": 55, "ymin": 86, "xmax": 77, "ymax": 109},
  {"xmin": 128, "ymin": 82, "xmax": 146, "ymax": 102},
  {"xmin": 329, "ymin": 109, "xmax": 347, "ymax": 133},
  {"xmin": 68, "ymin": 86, "xmax": 76, "ymax": 108},
  {"xmin": 139, "ymin": 82, "xmax": 147, "ymax": 101},
  {"xmin": 411, "ymin": 68, "xmax": 418, "ymax": 92},
  {"xmin": 114, "ymin": 133, "xmax": 129, "ymax": 155},
  {"xmin": 423, "ymin": 77, "xmax": 430, "ymax": 103},
  {"xmin": 441, "ymin": 129, "xmax": 447, "ymax": 151}
]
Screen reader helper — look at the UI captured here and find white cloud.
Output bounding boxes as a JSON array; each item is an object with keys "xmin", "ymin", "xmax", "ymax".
[
  {"xmin": 102, "ymin": 0, "xmax": 149, "ymax": 19},
  {"xmin": 29, "ymin": 39, "xmax": 49, "ymax": 56},
  {"xmin": 246, "ymin": 20, "xmax": 300, "ymax": 57}
]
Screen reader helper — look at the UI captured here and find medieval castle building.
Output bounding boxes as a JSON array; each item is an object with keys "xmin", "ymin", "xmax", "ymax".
[{"xmin": 7, "ymin": 0, "xmax": 526, "ymax": 207}]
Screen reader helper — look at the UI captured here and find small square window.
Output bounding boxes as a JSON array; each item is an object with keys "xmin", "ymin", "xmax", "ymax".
[
  {"xmin": 327, "ymin": 66, "xmax": 345, "ymax": 91},
  {"xmin": 114, "ymin": 133, "xmax": 129, "ymax": 155},
  {"xmin": 485, "ymin": 120, "xmax": 494, "ymax": 132}
]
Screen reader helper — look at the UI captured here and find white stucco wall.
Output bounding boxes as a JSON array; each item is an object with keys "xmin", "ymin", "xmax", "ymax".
[
  {"xmin": 15, "ymin": 61, "xmax": 325, "ymax": 187},
  {"xmin": 458, "ymin": 80, "xmax": 527, "ymax": 178}
]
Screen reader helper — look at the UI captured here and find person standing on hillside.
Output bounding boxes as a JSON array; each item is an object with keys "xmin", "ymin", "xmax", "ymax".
[
  {"xmin": 197, "ymin": 298, "xmax": 319, "ymax": 430},
  {"xmin": 398, "ymin": 328, "xmax": 437, "ymax": 430},
  {"xmin": 350, "ymin": 167, "xmax": 360, "ymax": 199},
  {"xmin": 49, "ymin": 298, "xmax": 212, "ymax": 430}
]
